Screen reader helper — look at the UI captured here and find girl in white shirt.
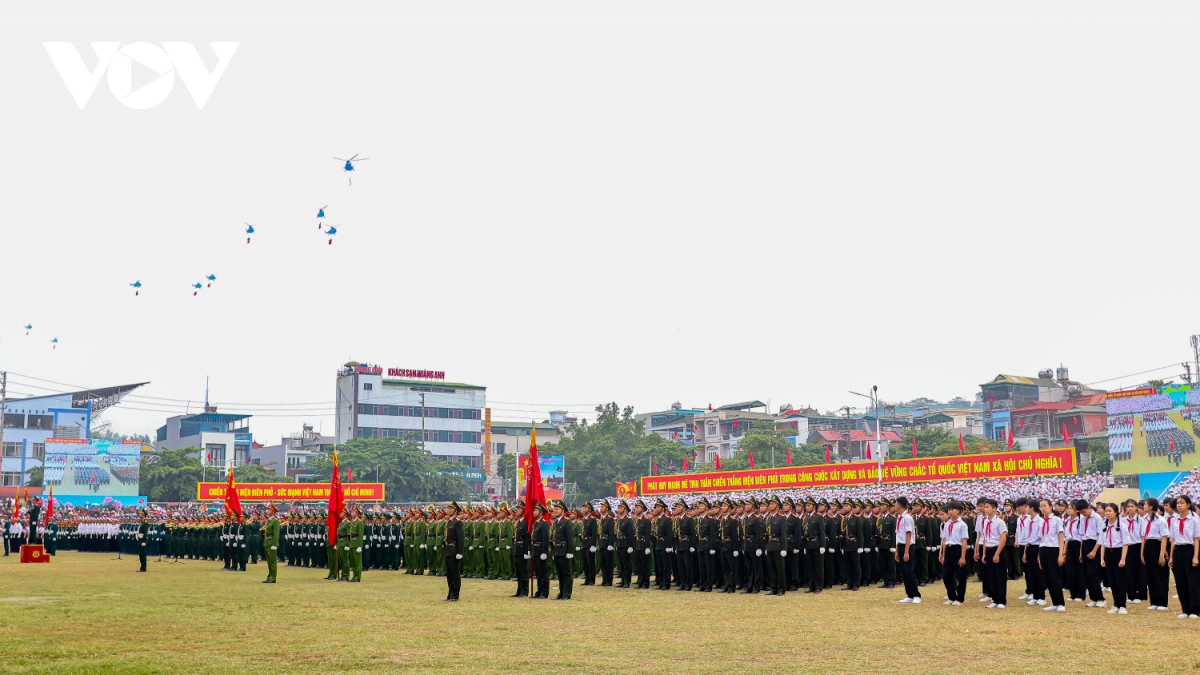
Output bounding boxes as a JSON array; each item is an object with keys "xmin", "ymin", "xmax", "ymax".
[
  {"xmin": 1168, "ymin": 496, "xmax": 1200, "ymax": 618},
  {"xmin": 1122, "ymin": 499, "xmax": 1146, "ymax": 604},
  {"xmin": 1098, "ymin": 503, "xmax": 1129, "ymax": 614},
  {"xmin": 1037, "ymin": 498, "xmax": 1067, "ymax": 611},
  {"xmin": 1139, "ymin": 498, "xmax": 1170, "ymax": 610}
]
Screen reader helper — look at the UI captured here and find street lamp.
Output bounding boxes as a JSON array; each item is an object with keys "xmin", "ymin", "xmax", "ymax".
[{"xmin": 849, "ymin": 386, "xmax": 883, "ymax": 484}]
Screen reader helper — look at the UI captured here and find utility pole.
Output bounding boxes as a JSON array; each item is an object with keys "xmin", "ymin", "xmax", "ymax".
[
  {"xmin": 1190, "ymin": 335, "xmax": 1200, "ymax": 389},
  {"xmin": 419, "ymin": 393, "xmax": 426, "ymax": 453},
  {"xmin": 1184, "ymin": 362, "xmax": 1194, "ymax": 387},
  {"xmin": 0, "ymin": 372, "xmax": 7, "ymax": 484}
]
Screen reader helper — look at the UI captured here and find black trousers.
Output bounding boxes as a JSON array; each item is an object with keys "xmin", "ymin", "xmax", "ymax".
[
  {"xmin": 1144, "ymin": 539, "xmax": 1170, "ymax": 607},
  {"xmin": 599, "ymin": 545, "xmax": 614, "ymax": 585},
  {"xmin": 1172, "ymin": 544, "xmax": 1199, "ymax": 615},
  {"xmin": 843, "ymin": 547, "xmax": 860, "ymax": 589},
  {"xmin": 913, "ymin": 544, "xmax": 927, "ymax": 583},
  {"xmin": 1125, "ymin": 543, "xmax": 1145, "ymax": 600},
  {"xmin": 745, "ymin": 550, "xmax": 763, "ymax": 592},
  {"xmin": 635, "ymin": 548, "xmax": 651, "ymax": 588},
  {"xmin": 899, "ymin": 548, "xmax": 920, "ymax": 598},
  {"xmin": 698, "ymin": 548, "xmax": 714, "ymax": 590},
  {"xmin": 655, "ymin": 550, "xmax": 672, "ymax": 589},
  {"xmin": 617, "ymin": 547, "xmax": 632, "ymax": 586},
  {"xmin": 942, "ymin": 545, "xmax": 967, "ymax": 602},
  {"xmin": 512, "ymin": 550, "xmax": 529, "ymax": 596},
  {"xmin": 1038, "ymin": 547, "xmax": 1064, "ymax": 607},
  {"xmin": 1025, "ymin": 545, "xmax": 1045, "ymax": 600},
  {"xmin": 770, "ymin": 551, "xmax": 787, "ymax": 593},
  {"xmin": 534, "ymin": 555, "xmax": 549, "ymax": 597},
  {"xmin": 554, "ymin": 556, "xmax": 573, "ymax": 598},
  {"xmin": 983, "ymin": 547, "xmax": 1007, "ymax": 605},
  {"xmin": 1102, "ymin": 548, "xmax": 1126, "ymax": 608},
  {"xmin": 676, "ymin": 550, "xmax": 691, "ymax": 590},
  {"xmin": 444, "ymin": 555, "xmax": 461, "ymax": 599},
  {"xmin": 881, "ymin": 546, "xmax": 896, "ymax": 585},
  {"xmin": 138, "ymin": 544, "xmax": 147, "ymax": 571},
  {"xmin": 1064, "ymin": 540, "xmax": 1084, "ymax": 600},
  {"xmin": 583, "ymin": 545, "xmax": 597, "ymax": 584},
  {"xmin": 722, "ymin": 550, "xmax": 738, "ymax": 590},
  {"xmin": 1081, "ymin": 541, "xmax": 1103, "ymax": 601},
  {"xmin": 805, "ymin": 547, "xmax": 824, "ymax": 590}
]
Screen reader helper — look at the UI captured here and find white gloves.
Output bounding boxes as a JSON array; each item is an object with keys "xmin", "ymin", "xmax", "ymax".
[
  {"xmin": 238, "ymin": 535, "xmax": 244, "ymax": 540},
  {"xmin": 820, "ymin": 547, "xmax": 826, "ymax": 554},
  {"xmin": 506, "ymin": 546, "xmax": 511, "ymax": 550},
  {"xmin": 344, "ymin": 546, "xmax": 350, "ymax": 551},
  {"xmin": 607, "ymin": 545, "xmax": 614, "ymax": 551},
  {"xmin": 495, "ymin": 547, "xmax": 500, "ymax": 552},
  {"xmin": 270, "ymin": 546, "xmax": 277, "ymax": 551},
  {"xmin": 889, "ymin": 547, "xmax": 897, "ymax": 553},
  {"xmin": 455, "ymin": 554, "xmax": 463, "ymax": 560},
  {"xmin": 665, "ymin": 548, "xmax": 673, "ymax": 553},
  {"xmin": 733, "ymin": 551, "xmax": 739, "ymax": 558},
  {"xmin": 523, "ymin": 553, "xmax": 531, "ymax": 560},
  {"xmin": 590, "ymin": 546, "xmax": 597, "ymax": 553},
  {"xmin": 756, "ymin": 549, "xmax": 762, "ymax": 557},
  {"xmin": 857, "ymin": 548, "xmax": 864, "ymax": 554},
  {"xmin": 793, "ymin": 549, "xmax": 800, "ymax": 554},
  {"xmin": 469, "ymin": 546, "xmax": 474, "ymax": 550},
  {"xmin": 566, "ymin": 553, "xmax": 574, "ymax": 559},
  {"xmin": 781, "ymin": 550, "xmax": 787, "ymax": 557},
  {"xmin": 356, "ymin": 547, "xmax": 362, "ymax": 553},
  {"xmin": 627, "ymin": 547, "xmax": 634, "ymax": 554},
  {"xmin": 689, "ymin": 547, "xmax": 695, "ymax": 553},
  {"xmin": 709, "ymin": 550, "xmax": 716, "ymax": 555},
  {"xmin": 136, "ymin": 533, "xmax": 144, "ymax": 539},
  {"xmin": 540, "ymin": 553, "xmax": 548, "ymax": 560},
  {"xmin": 241, "ymin": 544, "xmax": 246, "ymax": 549},
  {"xmin": 420, "ymin": 544, "xmax": 426, "ymax": 549},
  {"xmin": 644, "ymin": 548, "xmax": 651, "ymax": 555},
  {"xmin": 140, "ymin": 542, "xmax": 146, "ymax": 547}
]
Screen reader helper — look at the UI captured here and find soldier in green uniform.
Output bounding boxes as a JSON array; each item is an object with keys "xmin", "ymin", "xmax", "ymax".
[
  {"xmin": 336, "ymin": 507, "xmax": 352, "ymax": 581},
  {"xmin": 348, "ymin": 507, "xmax": 365, "ymax": 582},
  {"xmin": 136, "ymin": 509, "xmax": 150, "ymax": 572},
  {"xmin": 860, "ymin": 499, "xmax": 876, "ymax": 585},
  {"xmin": 263, "ymin": 503, "xmax": 280, "ymax": 583},
  {"xmin": 839, "ymin": 500, "xmax": 860, "ymax": 591}
]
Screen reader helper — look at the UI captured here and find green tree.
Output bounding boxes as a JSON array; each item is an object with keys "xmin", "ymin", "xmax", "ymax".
[
  {"xmin": 139, "ymin": 448, "xmax": 204, "ymax": 502},
  {"xmin": 542, "ymin": 403, "xmax": 690, "ymax": 501},
  {"xmin": 1084, "ymin": 440, "xmax": 1111, "ymax": 474},
  {"xmin": 305, "ymin": 437, "xmax": 467, "ymax": 502},
  {"xmin": 233, "ymin": 462, "xmax": 280, "ymax": 483},
  {"xmin": 724, "ymin": 421, "xmax": 826, "ymax": 469},
  {"xmin": 888, "ymin": 428, "xmax": 1005, "ymax": 459},
  {"xmin": 26, "ymin": 465, "xmax": 44, "ymax": 487}
]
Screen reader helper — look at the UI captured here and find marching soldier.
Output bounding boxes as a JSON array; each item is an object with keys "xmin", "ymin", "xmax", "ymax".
[
  {"xmin": 652, "ymin": 499, "xmax": 674, "ymax": 590},
  {"xmin": 840, "ymin": 500, "xmax": 860, "ymax": 591},
  {"xmin": 879, "ymin": 499, "xmax": 897, "ymax": 588},
  {"xmin": 719, "ymin": 498, "xmax": 740, "ymax": 592},
  {"xmin": 263, "ymin": 503, "xmax": 280, "ymax": 583},
  {"xmin": 442, "ymin": 501, "xmax": 465, "ymax": 601},
  {"xmin": 784, "ymin": 498, "xmax": 802, "ymax": 591},
  {"xmin": 676, "ymin": 500, "xmax": 697, "ymax": 592},
  {"xmin": 764, "ymin": 496, "xmax": 788, "ymax": 595},
  {"xmin": 802, "ymin": 498, "xmax": 826, "ymax": 593}
]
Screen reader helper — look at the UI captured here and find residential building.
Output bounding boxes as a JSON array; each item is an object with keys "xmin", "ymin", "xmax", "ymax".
[
  {"xmin": 635, "ymin": 402, "xmax": 706, "ymax": 444},
  {"xmin": 692, "ymin": 401, "xmax": 776, "ymax": 462},
  {"xmin": 155, "ymin": 406, "xmax": 255, "ymax": 477},
  {"xmin": 980, "ymin": 370, "xmax": 1102, "ymax": 442}
]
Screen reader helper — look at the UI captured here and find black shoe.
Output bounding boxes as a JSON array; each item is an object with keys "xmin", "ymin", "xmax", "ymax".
[
  {"xmin": 262, "ymin": 579, "xmax": 274, "ymax": 583},
  {"xmin": 814, "ymin": 589, "xmax": 822, "ymax": 594},
  {"xmin": 803, "ymin": 589, "xmax": 814, "ymax": 593},
  {"xmin": 444, "ymin": 598, "xmax": 457, "ymax": 602}
]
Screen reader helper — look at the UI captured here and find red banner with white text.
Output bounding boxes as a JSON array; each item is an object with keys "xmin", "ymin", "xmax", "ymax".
[
  {"xmin": 196, "ymin": 482, "xmax": 385, "ymax": 502},
  {"xmin": 638, "ymin": 448, "xmax": 1077, "ymax": 496}
]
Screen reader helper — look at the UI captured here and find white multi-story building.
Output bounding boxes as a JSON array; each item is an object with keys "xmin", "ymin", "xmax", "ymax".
[{"xmin": 334, "ymin": 362, "xmax": 486, "ymax": 471}]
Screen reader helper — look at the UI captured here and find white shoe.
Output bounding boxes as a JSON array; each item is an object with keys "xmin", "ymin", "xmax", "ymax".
[
  {"xmin": 898, "ymin": 597, "xmax": 913, "ymax": 603},
  {"xmin": 1118, "ymin": 607, "xmax": 1128, "ymax": 615},
  {"xmin": 952, "ymin": 601, "xmax": 963, "ymax": 605},
  {"xmin": 1156, "ymin": 606, "xmax": 1168, "ymax": 611},
  {"xmin": 1107, "ymin": 607, "xmax": 1119, "ymax": 614},
  {"xmin": 1018, "ymin": 593, "xmax": 1030, "ymax": 600},
  {"xmin": 995, "ymin": 604, "xmax": 1005, "ymax": 609},
  {"xmin": 1130, "ymin": 599, "xmax": 1141, "ymax": 604},
  {"xmin": 1191, "ymin": 614, "xmax": 1199, "ymax": 619},
  {"xmin": 1035, "ymin": 599, "xmax": 1047, "ymax": 606},
  {"xmin": 1095, "ymin": 602, "xmax": 1106, "ymax": 609},
  {"xmin": 943, "ymin": 600, "xmax": 953, "ymax": 605},
  {"xmin": 1026, "ymin": 599, "xmax": 1038, "ymax": 606},
  {"xmin": 986, "ymin": 603, "xmax": 998, "ymax": 609},
  {"xmin": 1042, "ymin": 605, "xmax": 1058, "ymax": 611},
  {"xmin": 911, "ymin": 597, "xmax": 921, "ymax": 604},
  {"xmin": 979, "ymin": 596, "xmax": 992, "ymax": 603},
  {"xmin": 943, "ymin": 595, "xmax": 949, "ymax": 600},
  {"xmin": 1086, "ymin": 601, "xmax": 1097, "ymax": 608},
  {"xmin": 977, "ymin": 593, "xmax": 987, "ymax": 598},
  {"xmin": 1148, "ymin": 605, "xmax": 1158, "ymax": 610},
  {"xmin": 1056, "ymin": 606, "xmax": 1066, "ymax": 612}
]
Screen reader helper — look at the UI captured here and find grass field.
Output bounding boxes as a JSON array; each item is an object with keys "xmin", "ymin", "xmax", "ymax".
[{"xmin": 3, "ymin": 551, "xmax": 1200, "ymax": 674}]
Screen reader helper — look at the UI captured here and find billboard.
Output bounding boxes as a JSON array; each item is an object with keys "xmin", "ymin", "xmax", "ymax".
[
  {"xmin": 196, "ymin": 482, "xmax": 385, "ymax": 502},
  {"xmin": 1106, "ymin": 384, "xmax": 1199, "ymax": 474},
  {"xmin": 44, "ymin": 438, "xmax": 145, "ymax": 500},
  {"xmin": 639, "ymin": 447, "xmax": 1077, "ymax": 496},
  {"xmin": 517, "ymin": 454, "xmax": 564, "ymax": 502}
]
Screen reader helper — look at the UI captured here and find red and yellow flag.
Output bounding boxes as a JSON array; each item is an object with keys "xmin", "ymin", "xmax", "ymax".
[
  {"xmin": 615, "ymin": 480, "xmax": 638, "ymax": 498},
  {"xmin": 224, "ymin": 468, "xmax": 243, "ymax": 518},
  {"xmin": 43, "ymin": 485, "xmax": 53, "ymax": 525},
  {"xmin": 523, "ymin": 427, "xmax": 548, "ymax": 533},
  {"xmin": 326, "ymin": 449, "xmax": 343, "ymax": 545}
]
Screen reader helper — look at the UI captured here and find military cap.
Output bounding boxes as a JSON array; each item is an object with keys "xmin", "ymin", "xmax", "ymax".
[
  {"xmin": 722, "ymin": 497, "xmax": 735, "ymax": 508},
  {"xmin": 653, "ymin": 498, "xmax": 668, "ymax": 510},
  {"xmin": 747, "ymin": 497, "xmax": 759, "ymax": 508},
  {"xmin": 512, "ymin": 499, "xmax": 525, "ymax": 509},
  {"xmin": 1003, "ymin": 498, "xmax": 1014, "ymax": 506},
  {"xmin": 532, "ymin": 501, "xmax": 547, "ymax": 513},
  {"xmin": 581, "ymin": 501, "xmax": 594, "ymax": 512},
  {"xmin": 498, "ymin": 501, "xmax": 510, "ymax": 512},
  {"xmin": 768, "ymin": 495, "xmax": 783, "ymax": 506},
  {"xmin": 446, "ymin": 501, "xmax": 462, "ymax": 513},
  {"xmin": 697, "ymin": 497, "xmax": 711, "ymax": 508},
  {"xmin": 632, "ymin": 500, "xmax": 647, "ymax": 511}
]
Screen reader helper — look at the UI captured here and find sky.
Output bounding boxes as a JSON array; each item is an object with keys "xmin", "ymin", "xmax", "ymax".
[{"xmin": 2, "ymin": 2, "xmax": 1198, "ymax": 443}]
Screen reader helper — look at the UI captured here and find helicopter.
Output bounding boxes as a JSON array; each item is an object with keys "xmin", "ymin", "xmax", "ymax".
[
  {"xmin": 245, "ymin": 223, "xmax": 255, "ymax": 243},
  {"xmin": 130, "ymin": 280, "xmax": 142, "ymax": 296},
  {"xmin": 333, "ymin": 154, "xmax": 369, "ymax": 185}
]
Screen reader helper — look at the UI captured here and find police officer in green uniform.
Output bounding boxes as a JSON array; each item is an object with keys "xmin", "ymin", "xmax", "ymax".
[
  {"xmin": 263, "ymin": 503, "xmax": 280, "ymax": 583},
  {"xmin": 136, "ymin": 509, "xmax": 150, "ymax": 572},
  {"xmin": 349, "ymin": 508, "xmax": 365, "ymax": 582}
]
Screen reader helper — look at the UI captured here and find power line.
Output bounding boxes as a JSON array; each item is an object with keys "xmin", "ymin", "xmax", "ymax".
[{"xmin": 1084, "ymin": 363, "xmax": 1182, "ymax": 386}]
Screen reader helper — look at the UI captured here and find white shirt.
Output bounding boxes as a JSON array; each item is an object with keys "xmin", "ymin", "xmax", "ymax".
[
  {"xmin": 1015, "ymin": 514, "xmax": 1029, "ymax": 546},
  {"xmin": 895, "ymin": 511, "xmax": 915, "ymax": 548},
  {"xmin": 1143, "ymin": 514, "xmax": 1168, "ymax": 541},
  {"xmin": 1079, "ymin": 512, "xmax": 1104, "ymax": 541},
  {"xmin": 1101, "ymin": 520, "xmax": 1127, "ymax": 549},
  {"xmin": 1026, "ymin": 514, "xmax": 1045, "ymax": 547},
  {"xmin": 943, "ymin": 519, "xmax": 968, "ymax": 546},
  {"xmin": 1039, "ymin": 515, "xmax": 1064, "ymax": 548},
  {"xmin": 980, "ymin": 515, "xmax": 1006, "ymax": 548},
  {"xmin": 1170, "ymin": 513, "xmax": 1200, "ymax": 547},
  {"xmin": 1122, "ymin": 514, "xmax": 1143, "ymax": 545},
  {"xmin": 1064, "ymin": 515, "xmax": 1083, "ymax": 542}
]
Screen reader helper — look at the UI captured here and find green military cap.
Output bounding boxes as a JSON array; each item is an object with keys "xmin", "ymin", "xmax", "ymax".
[
  {"xmin": 829, "ymin": 498, "xmax": 840, "ymax": 506},
  {"xmin": 446, "ymin": 501, "xmax": 462, "ymax": 513},
  {"xmin": 722, "ymin": 498, "xmax": 735, "ymax": 507},
  {"xmin": 1003, "ymin": 498, "xmax": 1014, "ymax": 506},
  {"xmin": 783, "ymin": 497, "xmax": 795, "ymax": 507},
  {"xmin": 632, "ymin": 500, "xmax": 646, "ymax": 511},
  {"xmin": 747, "ymin": 497, "xmax": 759, "ymax": 508},
  {"xmin": 532, "ymin": 501, "xmax": 547, "ymax": 513},
  {"xmin": 654, "ymin": 498, "xmax": 668, "ymax": 510},
  {"xmin": 697, "ymin": 497, "xmax": 711, "ymax": 508},
  {"xmin": 580, "ymin": 501, "xmax": 594, "ymax": 512},
  {"xmin": 805, "ymin": 497, "xmax": 816, "ymax": 505},
  {"xmin": 768, "ymin": 495, "xmax": 783, "ymax": 506},
  {"xmin": 512, "ymin": 500, "xmax": 525, "ymax": 509}
]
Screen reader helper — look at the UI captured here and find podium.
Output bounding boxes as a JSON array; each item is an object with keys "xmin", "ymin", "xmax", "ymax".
[{"xmin": 20, "ymin": 544, "xmax": 49, "ymax": 563}]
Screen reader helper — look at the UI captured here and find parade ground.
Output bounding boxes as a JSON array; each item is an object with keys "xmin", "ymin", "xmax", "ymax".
[{"xmin": 1, "ymin": 552, "xmax": 1199, "ymax": 674}]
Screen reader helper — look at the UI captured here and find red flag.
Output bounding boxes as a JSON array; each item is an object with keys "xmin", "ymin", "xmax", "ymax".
[
  {"xmin": 911, "ymin": 436, "xmax": 918, "ymax": 457},
  {"xmin": 786, "ymin": 445, "xmax": 792, "ymax": 466},
  {"xmin": 523, "ymin": 428, "xmax": 547, "ymax": 534},
  {"xmin": 347, "ymin": 466, "xmax": 353, "ymax": 482},
  {"xmin": 224, "ymin": 468, "xmax": 243, "ymax": 519},
  {"xmin": 326, "ymin": 450, "xmax": 343, "ymax": 545},
  {"xmin": 1019, "ymin": 418, "xmax": 1025, "ymax": 429},
  {"xmin": 43, "ymin": 485, "xmax": 53, "ymax": 526},
  {"xmin": 748, "ymin": 451, "xmax": 755, "ymax": 469},
  {"xmin": 865, "ymin": 442, "xmax": 872, "ymax": 460},
  {"xmin": 206, "ymin": 452, "xmax": 211, "ymax": 462},
  {"xmin": 652, "ymin": 458, "xmax": 658, "ymax": 475},
  {"xmin": 1170, "ymin": 434, "xmax": 1176, "ymax": 452},
  {"xmin": 683, "ymin": 456, "xmax": 689, "ymax": 471},
  {"xmin": 715, "ymin": 455, "xmax": 721, "ymax": 470},
  {"xmin": 825, "ymin": 444, "xmax": 831, "ymax": 463},
  {"xmin": 958, "ymin": 433, "xmax": 965, "ymax": 454},
  {"xmin": 1006, "ymin": 427, "xmax": 1014, "ymax": 450},
  {"xmin": 1061, "ymin": 423, "xmax": 1072, "ymax": 445},
  {"xmin": 733, "ymin": 420, "xmax": 739, "ymax": 430}
]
